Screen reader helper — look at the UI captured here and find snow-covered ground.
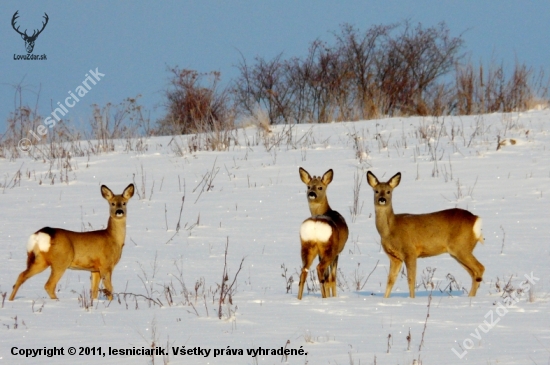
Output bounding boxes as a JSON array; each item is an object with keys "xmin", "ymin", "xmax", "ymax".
[{"xmin": 1, "ymin": 111, "xmax": 549, "ymax": 364}]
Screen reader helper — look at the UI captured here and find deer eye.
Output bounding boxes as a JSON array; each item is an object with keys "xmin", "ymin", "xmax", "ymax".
[
  {"xmin": 318, "ymin": 187, "xmax": 323, "ymax": 190},
  {"xmin": 123, "ymin": 202, "xmax": 126, "ymax": 205},
  {"xmin": 387, "ymin": 191, "xmax": 391, "ymax": 194},
  {"xmin": 307, "ymin": 186, "xmax": 311, "ymax": 189},
  {"xmin": 111, "ymin": 203, "xmax": 115, "ymax": 206},
  {"xmin": 375, "ymin": 190, "xmax": 379, "ymax": 194}
]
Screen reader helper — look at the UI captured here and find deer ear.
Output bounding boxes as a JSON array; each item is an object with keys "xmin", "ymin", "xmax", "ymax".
[
  {"xmin": 299, "ymin": 167, "xmax": 311, "ymax": 184},
  {"xmin": 123, "ymin": 184, "xmax": 135, "ymax": 199},
  {"xmin": 101, "ymin": 185, "xmax": 114, "ymax": 200},
  {"xmin": 389, "ymin": 172, "xmax": 401, "ymax": 188},
  {"xmin": 366, "ymin": 171, "xmax": 379, "ymax": 188},
  {"xmin": 321, "ymin": 169, "xmax": 334, "ymax": 185}
]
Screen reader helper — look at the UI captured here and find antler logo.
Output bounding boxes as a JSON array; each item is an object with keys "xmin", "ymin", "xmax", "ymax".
[{"xmin": 12, "ymin": 11, "xmax": 49, "ymax": 54}]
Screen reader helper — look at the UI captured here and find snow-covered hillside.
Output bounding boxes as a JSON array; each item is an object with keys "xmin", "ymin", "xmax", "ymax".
[{"xmin": 1, "ymin": 111, "xmax": 549, "ymax": 364}]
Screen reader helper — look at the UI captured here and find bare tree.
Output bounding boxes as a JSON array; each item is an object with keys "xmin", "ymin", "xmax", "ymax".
[
  {"xmin": 159, "ymin": 68, "xmax": 232, "ymax": 134},
  {"xmin": 334, "ymin": 23, "xmax": 394, "ymax": 119},
  {"xmin": 377, "ymin": 21, "xmax": 464, "ymax": 116},
  {"xmin": 234, "ymin": 53, "xmax": 293, "ymax": 124}
]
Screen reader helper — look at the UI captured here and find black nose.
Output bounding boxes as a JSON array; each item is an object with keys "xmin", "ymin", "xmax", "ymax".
[
  {"xmin": 378, "ymin": 197, "xmax": 386, "ymax": 204},
  {"xmin": 308, "ymin": 192, "xmax": 317, "ymax": 199},
  {"xmin": 115, "ymin": 209, "xmax": 124, "ymax": 216}
]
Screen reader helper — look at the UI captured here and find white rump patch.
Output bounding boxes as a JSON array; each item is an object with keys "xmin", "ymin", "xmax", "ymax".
[
  {"xmin": 300, "ymin": 220, "xmax": 332, "ymax": 243},
  {"xmin": 26, "ymin": 232, "xmax": 51, "ymax": 253},
  {"xmin": 473, "ymin": 217, "xmax": 484, "ymax": 242}
]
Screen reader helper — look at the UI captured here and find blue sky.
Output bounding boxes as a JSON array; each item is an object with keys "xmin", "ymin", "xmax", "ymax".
[{"xmin": 1, "ymin": 1, "xmax": 549, "ymax": 133}]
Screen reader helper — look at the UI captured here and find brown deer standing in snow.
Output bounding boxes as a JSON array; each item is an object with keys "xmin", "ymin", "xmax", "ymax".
[
  {"xmin": 9, "ymin": 184, "xmax": 134, "ymax": 301},
  {"xmin": 297, "ymin": 168, "xmax": 349, "ymax": 299},
  {"xmin": 366, "ymin": 171, "xmax": 485, "ymax": 298}
]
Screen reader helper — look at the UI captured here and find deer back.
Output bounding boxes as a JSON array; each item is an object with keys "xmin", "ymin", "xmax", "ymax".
[{"xmin": 393, "ymin": 209, "xmax": 482, "ymax": 257}]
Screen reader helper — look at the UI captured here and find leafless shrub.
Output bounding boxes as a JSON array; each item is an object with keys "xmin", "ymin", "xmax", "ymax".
[
  {"xmin": 158, "ymin": 67, "xmax": 235, "ymax": 137},
  {"xmin": 418, "ymin": 267, "xmax": 437, "ymax": 291},
  {"xmin": 2, "ymin": 84, "xmax": 151, "ymax": 162},
  {"xmin": 192, "ymin": 158, "xmax": 220, "ymax": 203},
  {"xmin": 255, "ymin": 18, "xmax": 549, "ymax": 123},
  {"xmin": 0, "ymin": 91, "xmax": 76, "ymax": 160},
  {"xmin": 234, "ymin": 21, "xmax": 547, "ymax": 124},
  {"xmin": 418, "ymin": 291, "xmax": 433, "ymax": 351},
  {"xmin": 234, "ymin": 53, "xmax": 294, "ymax": 125},
  {"xmin": 348, "ymin": 127, "xmax": 370, "ymax": 163},
  {"xmin": 187, "ymin": 119, "xmax": 236, "ymax": 152},
  {"xmin": 334, "ymin": 23, "xmax": 394, "ymax": 119},
  {"xmin": 377, "ymin": 21, "xmax": 464, "ymax": 116},
  {"xmin": 454, "ymin": 60, "xmax": 548, "ymax": 114},
  {"xmin": 116, "ymin": 292, "xmax": 163, "ymax": 308},
  {"xmin": 494, "ymin": 275, "xmax": 534, "ymax": 304},
  {"xmin": 53, "ymin": 96, "xmax": 147, "ymax": 157},
  {"xmin": 78, "ymin": 288, "xmax": 94, "ymax": 311},
  {"xmin": 281, "ymin": 263, "xmax": 294, "ymax": 294},
  {"xmin": 352, "ymin": 260, "xmax": 379, "ymax": 291},
  {"xmin": 217, "ymin": 237, "xmax": 245, "ymax": 320},
  {"xmin": 3, "ymin": 315, "xmax": 24, "ymax": 330},
  {"xmin": 31, "ymin": 299, "xmax": 45, "ymax": 313},
  {"xmin": 349, "ymin": 170, "xmax": 364, "ymax": 223},
  {"xmin": 302, "ymin": 39, "xmax": 352, "ymax": 123},
  {"xmin": 440, "ymin": 273, "xmax": 464, "ymax": 295},
  {"xmin": 500, "ymin": 225, "xmax": 506, "ymax": 254}
]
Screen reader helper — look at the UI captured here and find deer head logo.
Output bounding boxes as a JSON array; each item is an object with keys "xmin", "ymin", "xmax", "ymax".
[{"xmin": 12, "ymin": 11, "xmax": 49, "ymax": 54}]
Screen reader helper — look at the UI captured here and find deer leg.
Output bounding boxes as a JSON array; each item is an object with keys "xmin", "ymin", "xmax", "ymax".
[
  {"xmin": 404, "ymin": 257, "xmax": 417, "ymax": 298},
  {"xmin": 328, "ymin": 255, "xmax": 340, "ymax": 297},
  {"xmin": 91, "ymin": 272, "xmax": 101, "ymax": 299},
  {"xmin": 316, "ymin": 259, "xmax": 331, "ymax": 298},
  {"xmin": 44, "ymin": 265, "xmax": 67, "ymax": 300},
  {"xmin": 385, "ymin": 255, "xmax": 403, "ymax": 298},
  {"xmin": 452, "ymin": 252, "xmax": 485, "ymax": 297},
  {"xmin": 298, "ymin": 242, "xmax": 318, "ymax": 300},
  {"xmin": 316, "ymin": 246, "xmax": 333, "ymax": 299},
  {"xmin": 9, "ymin": 253, "xmax": 49, "ymax": 301},
  {"xmin": 100, "ymin": 270, "xmax": 114, "ymax": 301}
]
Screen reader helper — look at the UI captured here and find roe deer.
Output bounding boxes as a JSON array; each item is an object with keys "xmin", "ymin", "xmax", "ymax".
[
  {"xmin": 366, "ymin": 171, "xmax": 484, "ymax": 298},
  {"xmin": 9, "ymin": 184, "xmax": 135, "ymax": 301},
  {"xmin": 297, "ymin": 168, "xmax": 349, "ymax": 299}
]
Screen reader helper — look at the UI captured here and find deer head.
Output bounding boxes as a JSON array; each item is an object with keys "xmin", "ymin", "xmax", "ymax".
[
  {"xmin": 12, "ymin": 11, "xmax": 49, "ymax": 54},
  {"xmin": 366, "ymin": 171, "xmax": 401, "ymax": 208},
  {"xmin": 299, "ymin": 167, "xmax": 333, "ymax": 216},
  {"xmin": 101, "ymin": 184, "xmax": 135, "ymax": 220}
]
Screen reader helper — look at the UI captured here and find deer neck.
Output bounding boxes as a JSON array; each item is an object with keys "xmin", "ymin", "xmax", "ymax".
[
  {"xmin": 309, "ymin": 199, "xmax": 331, "ymax": 216},
  {"xmin": 106, "ymin": 217, "xmax": 127, "ymax": 246},
  {"xmin": 374, "ymin": 204, "xmax": 396, "ymax": 238}
]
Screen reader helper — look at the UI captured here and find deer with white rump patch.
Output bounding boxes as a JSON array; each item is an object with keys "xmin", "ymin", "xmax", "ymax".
[
  {"xmin": 9, "ymin": 184, "xmax": 134, "ymax": 301},
  {"xmin": 366, "ymin": 171, "xmax": 484, "ymax": 298},
  {"xmin": 297, "ymin": 168, "xmax": 349, "ymax": 299}
]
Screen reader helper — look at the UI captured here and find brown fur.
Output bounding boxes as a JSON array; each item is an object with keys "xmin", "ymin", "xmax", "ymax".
[
  {"xmin": 26, "ymin": 251, "xmax": 36, "ymax": 268},
  {"xmin": 367, "ymin": 171, "xmax": 484, "ymax": 298},
  {"xmin": 9, "ymin": 184, "xmax": 134, "ymax": 301},
  {"xmin": 297, "ymin": 168, "xmax": 349, "ymax": 299}
]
